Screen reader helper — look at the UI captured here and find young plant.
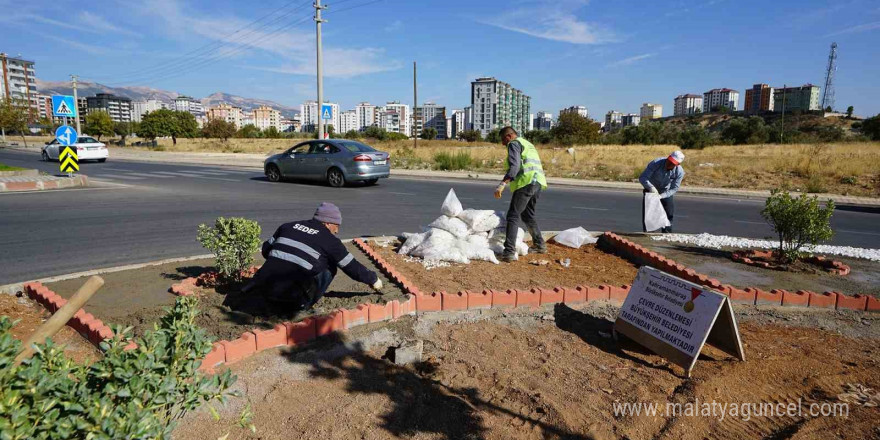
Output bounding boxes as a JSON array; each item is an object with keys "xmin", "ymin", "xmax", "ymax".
[
  {"xmin": 197, "ymin": 217, "xmax": 262, "ymax": 282},
  {"xmin": 760, "ymin": 189, "xmax": 835, "ymax": 263}
]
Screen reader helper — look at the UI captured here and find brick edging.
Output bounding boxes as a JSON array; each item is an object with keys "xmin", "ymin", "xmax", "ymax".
[
  {"xmin": 731, "ymin": 249, "xmax": 851, "ymax": 275},
  {"xmin": 0, "ymin": 175, "xmax": 88, "ymax": 192}
]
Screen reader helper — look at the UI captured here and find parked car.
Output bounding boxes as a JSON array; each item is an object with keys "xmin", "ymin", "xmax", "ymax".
[
  {"xmin": 263, "ymin": 139, "xmax": 390, "ymax": 187},
  {"xmin": 42, "ymin": 136, "xmax": 109, "ymax": 163}
]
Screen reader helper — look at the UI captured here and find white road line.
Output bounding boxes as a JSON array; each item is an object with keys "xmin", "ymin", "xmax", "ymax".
[
  {"xmin": 574, "ymin": 206, "xmax": 610, "ymax": 211},
  {"xmin": 102, "ymin": 167, "xmax": 136, "ymax": 172},
  {"xmin": 123, "ymin": 172, "xmax": 174, "ymax": 178},
  {"xmin": 213, "ymin": 169, "xmax": 256, "ymax": 174},
  {"xmin": 97, "ymin": 173, "xmax": 146, "ymax": 180},
  {"xmin": 388, "ymin": 192, "xmax": 416, "ymax": 195},
  {"xmin": 193, "ymin": 176, "xmax": 239, "ymax": 182},
  {"xmin": 151, "ymin": 171, "xmax": 200, "ymax": 177},
  {"xmin": 734, "ymin": 220, "xmax": 765, "ymax": 225},
  {"xmin": 179, "ymin": 170, "xmax": 230, "ymax": 175},
  {"xmin": 837, "ymin": 229, "xmax": 880, "ymax": 237}
]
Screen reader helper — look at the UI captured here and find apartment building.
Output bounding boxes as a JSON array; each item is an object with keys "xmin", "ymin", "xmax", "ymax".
[
  {"xmin": 773, "ymin": 84, "xmax": 820, "ymax": 113},
  {"xmin": 86, "ymin": 93, "xmax": 132, "ymax": 122},
  {"xmin": 471, "ymin": 77, "xmax": 530, "ymax": 137},
  {"xmin": 173, "ymin": 95, "xmax": 203, "ymax": 116},
  {"xmin": 415, "ymin": 102, "xmax": 447, "ymax": 139},
  {"xmin": 702, "ymin": 88, "xmax": 739, "ymax": 112},
  {"xmin": 339, "ymin": 109, "xmax": 358, "ymax": 133},
  {"xmin": 206, "ymin": 103, "xmax": 243, "ymax": 128},
  {"xmin": 604, "ymin": 110, "xmax": 622, "ymax": 131},
  {"xmin": 0, "ymin": 53, "xmax": 39, "ymax": 120},
  {"xmin": 355, "ymin": 102, "xmax": 376, "ymax": 131},
  {"xmin": 449, "ymin": 109, "xmax": 468, "ymax": 138},
  {"xmin": 253, "ymin": 105, "xmax": 282, "ymax": 131},
  {"xmin": 744, "ymin": 84, "xmax": 775, "ymax": 114},
  {"xmin": 300, "ymin": 100, "xmax": 340, "ymax": 133},
  {"xmin": 639, "ymin": 103, "xmax": 662, "ymax": 120},
  {"xmin": 673, "ymin": 94, "xmax": 703, "ymax": 116},
  {"xmin": 36, "ymin": 94, "xmax": 52, "ymax": 120},
  {"xmin": 559, "ymin": 105, "xmax": 588, "ymax": 119},
  {"xmin": 132, "ymin": 99, "xmax": 168, "ymax": 122},
  {"xmin": 533, "ymin": 111, "xmax": 553, "ymax": 131},
  {"xmin": 621, "ymin": 113, "xmax": 641, "ymax": 128}
]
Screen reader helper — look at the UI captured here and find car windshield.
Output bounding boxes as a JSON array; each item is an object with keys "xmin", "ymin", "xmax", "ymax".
[
  {"xmin": 336, "ymin": 141, "xmax": 376, "ymax": 153},
  {"xmin": 78, "ymin": 137, "xmax": 99, "ymax": 143}
]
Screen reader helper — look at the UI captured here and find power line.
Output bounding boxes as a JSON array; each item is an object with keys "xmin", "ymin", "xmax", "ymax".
[{"xmin": 325, "ymin": 0, "xmax": 386, "ymax": 15}]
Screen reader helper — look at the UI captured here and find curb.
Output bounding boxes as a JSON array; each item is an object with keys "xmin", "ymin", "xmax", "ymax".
[
  {"xmin": 0, "ymin": 175, "xmax": 89, "ymax": 192},
  {"xmin": 731, "ymin": 249, "xmax": 851, "ymax": 275}
]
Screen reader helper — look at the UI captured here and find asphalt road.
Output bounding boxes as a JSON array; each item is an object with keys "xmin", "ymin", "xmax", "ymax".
[{"xmin": 1, "ymin": 148, "xmax": 878, "ymax": 284}]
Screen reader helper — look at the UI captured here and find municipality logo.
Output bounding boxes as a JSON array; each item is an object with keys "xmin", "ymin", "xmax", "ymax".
[{"xmin": 684, "ymin": 287, "xmax": 702, "ymax": 313}]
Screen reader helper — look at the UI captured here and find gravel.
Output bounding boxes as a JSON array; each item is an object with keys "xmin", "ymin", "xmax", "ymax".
[{"xmin": 651, "ymin": 233, "xmax": 880, "ymax": 262}]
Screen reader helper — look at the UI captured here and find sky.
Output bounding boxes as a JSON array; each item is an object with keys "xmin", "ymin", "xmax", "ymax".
[{"xmin": 2, "ymin": 0, "xmax": 879, "ymax": 118}]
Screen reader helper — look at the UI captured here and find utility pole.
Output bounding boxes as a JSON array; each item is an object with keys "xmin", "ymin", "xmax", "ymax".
[
  {"xmin": 412, "ymin": 61, "xmax": 417, "ymax": 148},
  {"xmin": 71, "ymin": 74, "xmax": 81, "ymax": 134},
  {"xmin": 780, "ymin": 84, "xmax": 786, "ymax": 143},
  {"xmin": 314, "ymin": 0, "xmax": 326, "ymax": 139}
]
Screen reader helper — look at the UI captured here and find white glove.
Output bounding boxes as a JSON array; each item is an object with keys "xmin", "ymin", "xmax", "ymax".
[
  {"xmin": 372, "ymin": 279, "xmax": 384, "ymax": 292},
  {"xmin": 648, "ymin": 187, "xmax": 659, "ymax": 194}
]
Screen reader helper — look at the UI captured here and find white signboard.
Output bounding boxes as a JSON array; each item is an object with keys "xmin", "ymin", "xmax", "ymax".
[{"xmin": 614, "ymin": 266, "xmax": 745, "ymax": 376}]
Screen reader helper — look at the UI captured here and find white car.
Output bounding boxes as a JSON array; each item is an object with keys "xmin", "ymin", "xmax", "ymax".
[{"xmin": 42, "ymin": 136, "xmax": 109, "ymax": 163}]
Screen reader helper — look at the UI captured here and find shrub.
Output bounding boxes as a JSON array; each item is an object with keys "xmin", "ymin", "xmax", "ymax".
[
  {"xmin": 458, "ymin": 129, "xmax": 482, "ymax": 142},
  {"xmin": 679, "ymin": 125, "xmax": 713, "ymax": 149},
  {"xmin": 0, "ymin": 296, "xmax": 237, "ymax": 439},
  {"xmin": 385, "ymin": 131, "xmax": 409, "ymax": 141},
  {"xmin": 419, "ymin": 127, "xmax": 438, "ymax": 140},
  {"xmin": 363, "ymin": 125, "xmax": 386, "ymax": 140},
  {"xmin": 342, "ymin": 129, "xmax": 361, "ymax": 139},
  {"xmin": 524, "ymin": 129, "xmax": 552, "ymax": 145},
  {"xmin": 202, "ymin": 118, "xmax": 237, "ymax": 140},
  {"xmin": 760, "ymin": 189, "xmax": 834, "ymax": 263},
  {"xmin": 550, "ymin": 113, "xmax": 601, "ymax": 146},
  {"xmin": 486, "ymin": 128, "xmax": 502, "ymax": 143},
  {"xmin": 860, "ymin": 114, "xmax": 880, "ymax": 140},
  {"xmin": 433, "ymin": 151, "xmax": 474, "ymax": 170},
  {"xmin": 197, "ymin": 217, "xmax": 262, "ymax": 282}
]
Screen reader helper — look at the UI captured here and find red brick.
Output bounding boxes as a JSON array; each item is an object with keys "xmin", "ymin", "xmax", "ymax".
[
  {"xmin": 441, "ymin": 291, "xmax": 468, "ymax": 311},
  {"xmin": 782, "ymin": 290, "xmax": 810, "ymax": 307},
  {"xmin": 415, "ymin": 292, "xmax": 442, "ymax": 312},
  {"xmin": 368, "ymin": 302, "xmax": 393, "ymax": 322},
  {"xmin": 866, "ymin": 296, "xmax": 880, "ymax": 313},
  {"xmin": 343, "ymin": 304, "xmax": 369, "ymax": 328},
  {"xmin": 220, "ymin": 332, "xmax": 257, "ymax": 364},
  {"xmin": 86, "ymin": 319, "xmax": 107, "ymax": 345},
  {"xmin": 466, "ymin": 290, "xmax": 492, "ymax": 310},
  {"xmin": 729, "ymin": 287, "xmax": 756, "ymax": 304},
  {"xmin": 808, "ymin": 291, "xmax": 837, "ymax": 309},
  {"xmin": 564, "ymin": 286, "xmax": 587, "ymax": 304},
  {"xmin": 608, "ymin": 285, "xmax": 630, "ymax": 302},
  {"xmin": 398, "ymin": 297, "xmax": 416, "ymax": 316},
  {"xmin": 68, "ymin": 310, "xmax": 93, "ymax": 335},
  {"xmin": 390, "ymin": 300, "xmax": 401, "ymax": 319},
  {"xmin": 46, "ymin": 293, "xmax": 67, "ymax": 313},
  {"xmin": 316, "ymin": 310, "xmax": 345, "ymax": 336},
  {"xmin": 836, "ymin": 293, "xmax": 868, "ymax": 311},
  {"xmin": 6, "ymin": 181, "xmax": 38, "ymax": 191},
  {"xmin": 516, "ymin": 289, "xmax": 540, "ymax": 309},
  {"xmin": 539, "ymin": 287, "xmax": 564, "ymax": 305},
  {"xmin": 253, "ymin": 324, "xmax": 288, "ymax": 351},
  {"xmin": 199, "ymin": 343, "xmax": 226, "ymax": 373},
  {"xmin": 491, "ymin": 289, "xmax": 516, "ymax": 309},
  {"xmin": 587, "ymin": 285, "xmax": 610, "ymax": 301},
  {"xmin": 753, "ymin": 288, "xmax": 781, "ymax": 306},
  {"xmin": 286, "ymin": 318, "xmax": 317, "ymax": 346}
]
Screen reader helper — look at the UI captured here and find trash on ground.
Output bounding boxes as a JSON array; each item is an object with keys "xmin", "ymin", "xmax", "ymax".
[
  {"xmin": 552, "ymin": 227, "xmax": 597, "ymax": 249},
  {"xmin": 530, "ymin": 259, "xmax": 550, "ymax": 266}
]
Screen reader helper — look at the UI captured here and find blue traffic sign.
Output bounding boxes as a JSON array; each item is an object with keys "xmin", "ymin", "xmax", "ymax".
[
  {"xmin": 55, "ymin": 125, "xmax": 78, "ymax": 147},
  {"xmin": 52, "ymin": 95, "xmax": 77, "ymax": 117},
  {"xmin": 321, "ymin": 104, "xmax": 333, "ymax": 120}
]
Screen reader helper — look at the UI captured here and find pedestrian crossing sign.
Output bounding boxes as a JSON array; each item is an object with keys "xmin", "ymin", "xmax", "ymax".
[
  {"xmin": 321, "ymin": 104, "xmax": 333, "ymax": 120},
  {"xmin": 52, "ymin": 95, "xmax": 77, "ymax": 117}
]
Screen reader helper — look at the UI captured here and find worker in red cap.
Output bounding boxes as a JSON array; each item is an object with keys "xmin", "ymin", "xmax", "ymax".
[{"xmin": 639, "ymin": 151, "xmax": 685, "ymax": 233}]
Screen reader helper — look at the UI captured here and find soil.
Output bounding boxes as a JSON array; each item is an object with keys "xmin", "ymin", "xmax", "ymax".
[
  {"xmin": 371, "ymin": 240, "xmax": 640, "ymax": 293},
  {"xmin": 45, "ymin": 243, "xmax": 406, "ymax": 342},
  {"xmin": 623, "ymin": 234, "xmax": 880, "ymax": 297},
  {"xmin": 0, "ymin": 293, "xmax": 100, "ymax": 364},
  {"xmin": 173, "ymin": 302, "xmax": 879, "ymax": 440}
]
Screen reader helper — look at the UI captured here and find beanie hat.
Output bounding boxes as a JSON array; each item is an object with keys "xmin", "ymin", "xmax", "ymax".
[
  {"xmin": 668, "ymin": 150, "xmax": 685, "ymax": 165},
  {"xmin": 313, "ymin": 202, "xmax": 342, "ymax": 225}
]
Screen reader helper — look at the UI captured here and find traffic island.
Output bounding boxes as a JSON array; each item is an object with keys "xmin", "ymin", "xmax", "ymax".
[
  {"xmin": 0, "ymin": 172, "xmax": 88, "ymax": 192},
  {"xmin": 731, "ymin": 249, "xmax": 851, "ymax": 275}
]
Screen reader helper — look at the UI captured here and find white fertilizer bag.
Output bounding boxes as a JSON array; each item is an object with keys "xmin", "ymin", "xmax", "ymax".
[
  {"xmin": 440, "ymin": 188, "xmax": 463, "ymax": 217},
  {"xmin": 644, "ymin": 193, "xmax": 671, "ymax": 232},
  {"xmin": 457, "ymin": 209, "xmax": 501, "ymax": 232},
  {"xmin": 553, "ymin": 227, "xmax": 597, "ymax": 249},
  {"xmin": 398, "ymin": 232, "xmax": 428, "ymax": 255},
  {"xmin": 428, "ymin": 216, "xmax": 470, "ymax": 238}
]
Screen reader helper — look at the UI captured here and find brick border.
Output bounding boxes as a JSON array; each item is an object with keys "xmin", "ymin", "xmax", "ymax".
[
  {"xmin": 0, "ymin": 175, "xmax": 88, "ymax": 192},
  {"xmin": 731, "ymin": 249, "xmax": 851, "ymax": 275}
]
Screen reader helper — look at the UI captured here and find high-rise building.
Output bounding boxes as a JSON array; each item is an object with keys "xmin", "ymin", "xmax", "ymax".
[
  {"xmin": 241, "ymin": 111, "xmax": 255, "ymax": 127},
  {"xmin": 621, "ymin": 113, "xmax": 641, "ymax": 127},
  {"xmin": 533, "ymin": 111, "xmax": 553, "ymax": 131},
  {"xmin": 206, "ymin": 103, "xmax": 243, "ymax": 128},
  {"xmin": 132, "ymin": 99, "xmax": 168, "ymax": 122},
  {"xmin": 773, "ymin": 84, "xmax": 820, "ymax": 113},
  {"xmin": 86, "ymin": 93, "xmax": 132, "ymax": 123},
  {"xmin": 415, "ymin": 102, "xmax": 447, "ymax": 139},
  {"xmin": 300, "ymin": 100, "xmax": 340, "ymax": 133},
  {"xmin": 744, "ymin": 84, "xmax": 775, "ymax": 114},
  {"xmin": 280, "ymin": 118, "xmax": 300, "ymax": 132},
  {"xmin": 0, "ymin": 53, "xmax": 38, "ymax": 120},
  {"xmin": 355, "ymin": 102, "xmax": 376, "ymax": 131},
  {"xmin": 173, "ymin": 95, "xmax": 203, "ymax": 116},
  {"xmin": 449, "ymin": 109, "xmax": 468, "ymax": 139},
  {"xmin": 559, "ymin": 105, "xmax": 588, "ymax": 119},
  {"xmin": 639, "ymin": 103, "xmax": 662, "ymax": 120},
  {"xmin": 604, "ymin": 111, "xmax": 622, "ymax": 131},
  {"xmin": 463, "ymin": 106, "xmax": 474, "ymax": 133},
  {"xmin": 673, "ymin": 94, "xmax": 703, "ymax": 116},
  {"xmin": 253, "ymin": 105, "xmax": 282, "ymax": 131},
  {"xmin": 339, "ymin": 109, "xmax": 358, "ymax": 133},
  {"xmin": 383, "ymin": 101, "xmax": 411, "ymax": 136},
  {"xmin": 36, "ymin": 94, "xmax": 52, "ymax": 120},
  {"xmin": 470, "ymin": 77, "xmax": 530, "ymax": 137},
  {"xmin": 702, "ymin": 88, "xmax": 740, "ymax": 112}
]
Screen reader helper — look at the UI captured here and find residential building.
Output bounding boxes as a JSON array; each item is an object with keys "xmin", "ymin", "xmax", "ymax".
[
  {"xmin": 241, "ymin": 111, "xmax": 255, "ymax": 127},
  {"xmin": 0, "ymin": 53, "xmax": 38, "ymax": 120},
  {"xmin": 449, "ymin": 109, "xmax": 468, "ymax": 138},
  {"xmin": 75, "ymin": 97, "xmax": 88, "ymax": 126},
  {"xmin": 673, "ymin": 94, "xmax": 703, "ymax": 116},
  {"xmin": 533, "ymin": 111, "xmax": 553, "ymax": 131},
  {"xmin": 378, "ymin": 107, "xmax": 402, "ymax": 134},
  {"xmin": 300, "ymin": 100, "xmax": 340, "ymax": 133},
  {"xmin": 339, "ymin": 109, "xmax": 358, "ymax": 133},
  {"xmin": 132, "ymin": 99, "xmax": 167, "ymax": 122},
  {"xmin": 559, "ymin": 105, "xmax": 588, "ymax": 119},
  {"xmin": 470, "ymin": 77, "xmax": 530, "ymax": 137},
  {"xmin": 36, "ymin": 94, "xmax": 52, "ymax": 120},
  {"xmin": 173, "ymin": 95, "xmax": 203, "ymax": 116},
  {"xmin": 527, "ymin": 113, "xmax": 534, "ymax": 131},
  {"xmin": 773, "ymin": 84, "xmax": 821, "ymax": 113},
  {"xmin": 702, "ymin": 88, "xmax": 739, "ymax": 112},
  {"xmin": 206, "ymin": 103, "xmax": 243, "ymax": 128},
  {"xmin": 86, "ymin": 93, "xmax": 132, "ymax": 123},
  {"xmin": 639, "ymin": 103, "xmax": 662, "ymax": 120},
  {"xmin": 383, "ymin": 101, "xmax": 411, "ymax": 136},
  {"xmin": 253, "ymin": 105, "xmax": 282, "ymax": 131},
  {"xmin": 415, "ymin": 102, "xmax": 447, "ymax": 139},
  {"xmin": 463, "ymin": 106, "xmax": 474, "ymax": 134},
  {"xmin": 621, "ymin": 113, "xmax": 641, "ymax": 127},
  {"xmin": 280, "ymin": 118, "xmax": 300, "ymax": 132},
  {"xmin": 355, "ymin": 102, "xmax": 376, "ymax": 131},
  {"xmin": 744, "ymin": 84, "xmax": 775, "ymax": 114},
  {"xmin": 604, "ymin": 111, "xmax": 622, "ymax": 131}
]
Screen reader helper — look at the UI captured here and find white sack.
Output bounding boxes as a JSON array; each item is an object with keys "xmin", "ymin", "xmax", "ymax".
[
  {"xmin": 457, "ymin": 236, "xmax": 499, "ymax": 264},
  {"xmin": 644, "ymin": 193, "xmax": 671, "ymax": 232},
  {"xmin": 398, "ymin": 232, "xmax": 428, "ymax": 255},
  {"xmin": 553, "ymin": 227, "xmax": 597, "ymax": 249},
  {"xmin": 441, "ymin": 188, "xmax": 463, "ymax": 217},
  {"xmin": 458, "ymin": 209, "xmax": 501, "ymax": 232},
  {"xmin": 428, "ymin": 216, "xmax": 470, "ymax": 238},
  {"xmin": 410, "ymin": 229, "xmax": 470, "ymax": 264}
]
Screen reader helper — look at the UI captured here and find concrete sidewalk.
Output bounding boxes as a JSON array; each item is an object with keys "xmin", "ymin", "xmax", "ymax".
[{"xmin": 0, "ymin": 173, "xmax": 88, "ymax": 192}]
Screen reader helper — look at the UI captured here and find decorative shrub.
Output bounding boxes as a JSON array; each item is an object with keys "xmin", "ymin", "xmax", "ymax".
[
  {"xmin": 197, "ymin": 217, "xmax": 262, "ymax": 283},
  {"xmin": 760, "ymin": 189, "xmax": 835, "ymax": 263}
]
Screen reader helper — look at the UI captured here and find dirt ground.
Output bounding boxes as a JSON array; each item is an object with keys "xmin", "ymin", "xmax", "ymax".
[
  {"xmin": 173, "ymin": 301, "xmax": 879, "ymax": 440},
  {"xmin": 371, "ymin": 240, "xmax": 639, "ymax": 293},
  {"xmin": 46, "ymin": 243, "xmax": 405, "ymax": 342},
  {"xmin": 0, "ymin": 293, "xmax": 100, "ymax": 364},
  {"xmin": 623, "ymin": 235, "xmax": 880, "ymax": 297}
]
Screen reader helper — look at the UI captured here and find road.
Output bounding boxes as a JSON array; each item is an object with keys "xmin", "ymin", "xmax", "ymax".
[{"xmin": 1, "ymin": 148, "xmax": 878, "ymax": 284}]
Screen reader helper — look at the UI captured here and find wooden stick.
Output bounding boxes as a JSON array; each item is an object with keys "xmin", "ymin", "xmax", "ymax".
[{"xmin": 14, "ymin": 276, "xmax": 104, "ymax": 365}]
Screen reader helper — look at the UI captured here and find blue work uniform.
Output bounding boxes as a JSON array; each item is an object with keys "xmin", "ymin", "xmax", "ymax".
[{"xmin": 639, "ymin": 157, "xmax": 685, "ymax": 232}]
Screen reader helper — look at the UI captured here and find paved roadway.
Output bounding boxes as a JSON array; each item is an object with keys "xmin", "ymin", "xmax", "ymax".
[{"xmin": 1, "ymin": 148, "xmax": 878, "ymax": 283}]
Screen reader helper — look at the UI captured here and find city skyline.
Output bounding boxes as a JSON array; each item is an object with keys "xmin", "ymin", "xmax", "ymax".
[{"xmin": 1, "ymin": 0, "xmax": 879, "ymax": 118}]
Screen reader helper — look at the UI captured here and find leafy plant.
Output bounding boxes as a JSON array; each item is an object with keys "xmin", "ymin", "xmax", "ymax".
[
  {"xmin": 760, "ymin": 189, "xmax": 835, "ymax": 263},
  {"xmin": 85, "ymin": 111, "xmax": 114, "ymax": 141},
  {"xmin": 0, "ymin": 296, "xmax": 236, "ymax": 439},
  {"xmin": 197, "ymin": 217, "xmax": 262, "ymax": 282},
  {"xmin": 550, "ymin": 112, "xmax": 601, "ymax": 146},
  {"xmin": 202, "ymin": 118, "xmax": 237, "ymax": 141},
  {"xmin": 419, "ymin": 127, "xmax": 438, "ymax": 140},
  {"xmin": 433, "ymin": 151, "xmax": 474, "ymax": 171}
]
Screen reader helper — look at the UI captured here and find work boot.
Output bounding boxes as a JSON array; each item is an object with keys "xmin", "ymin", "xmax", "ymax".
[
  {"xmin": 500, "ymin": 252, "xmax": 517, "ymax": 263},
  {"xmin": 529, "ymin": 244, "xmax": 548, "ymax": 254}
]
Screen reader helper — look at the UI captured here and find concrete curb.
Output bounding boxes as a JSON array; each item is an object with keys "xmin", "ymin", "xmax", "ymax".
[
  {"xmin": 0, "ymin": 169, "xmax": 40, "ymax": 177},
  {"xmin": 0, "ymin": 174, "xmax": 88, "ymax": 192}
]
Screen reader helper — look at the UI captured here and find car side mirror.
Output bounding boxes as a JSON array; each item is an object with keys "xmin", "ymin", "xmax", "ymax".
[{"xmin": 288, "ymin": 153, "xmax": 296, "ymax": 158}]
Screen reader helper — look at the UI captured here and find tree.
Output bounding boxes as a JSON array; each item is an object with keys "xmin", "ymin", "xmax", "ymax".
[
  {"xmin": 84, "ymin": 111, "xmax": 114, "ymax": 140},
  {"xmin": 523, "ymin": 129, "xmax": 551, "ymax": 145},
  {"xmin": 114, "ymin": 121, "xmax": 133, "ymax": 143},
  {"xmin": 172, "ymin": 111, "xmax": 199, "ymax": 144},
  {"xmin": 457, "ymin": 129, "xmax": 482, "ymax": 142},
  {"xmin": 761, "ymin": 189, "xmax": 834, "ymax": 263},
  {"xmin": 824, "ymin": 106, "xmax": 833, "ymax": 112},
  {"xmin": 342, "ymin": 129, "xmax": 361, "ymax": 139},
  {"xmin": 419, "ymin": 127, "xmax": 438, "ymax": 140},
  {"xmin": 860, "ymin": 114, "xmax": 880, "ymax": 141},
  {"xmin": 201, "ymin": 118, "xmax": 236, "ymax": 140},
  {"xmin": 236, "ymin": 124, "xmax": 260, "ymax": 138},
  {"xmin": 486, "ymin": 128, "xmax": 502, "ymax": 143},
  {"xmin": 679, "ymin": 125, "xmax": 713, "ymax": 149},
  {"xmin": 0, "ymin": 98, "xmax": 30, "ymax": 145},
  {"xmin": 363, "ymin": 125, "xmax": 386, "ymax": 140},
  {"xmin": 721, "ymin": 116, "xmax": 769, "ymax": 145},
  {"xmin": 264, "ymin": 126, "xmax": 281, "ymax": 139},
  {"xmin": 550, "ymin": 112, "xmax": 601, "ymax": 146},
  {"xmin": 846, "ymin": 106, "xmax": 854, "ymax": 118},
  {"xmin": 139, "ymin": 109, "xmax": 197, "ymax": 145}
]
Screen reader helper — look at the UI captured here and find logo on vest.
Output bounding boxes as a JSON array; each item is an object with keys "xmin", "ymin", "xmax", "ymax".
[{"xmin": 293, "ymin": 224, "xmax": 319, "ymax": 235}]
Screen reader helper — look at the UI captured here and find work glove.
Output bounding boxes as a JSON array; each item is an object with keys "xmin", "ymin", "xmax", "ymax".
[
  {"xmin": 494, "ymin": 183, "xmax": 505, "ymax": 199},
  {"xmin": 372, "ymin": 279, "xmax": 384, "ymax": 292},
  {"xmin": 648, "ymin": 187, "xmax": 659, "ymax": 194}
]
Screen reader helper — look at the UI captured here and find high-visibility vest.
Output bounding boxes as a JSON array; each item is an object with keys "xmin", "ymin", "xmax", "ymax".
[{"xmin": 507, "ymin": 137, "xmax": 548, "ymax": 193}]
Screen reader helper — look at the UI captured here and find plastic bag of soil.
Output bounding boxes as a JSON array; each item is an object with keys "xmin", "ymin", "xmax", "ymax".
[
  {"xmin": 489, "ymin": 227, "xmax": 529, "ymax": 257},
  {"xmin": 441, "ymin": 188, "xmax": 463, "ymax": 217},
  {"xmin": 398, "ymin": 232, "xmax": 428, "ymax": 255},
  {"xmin": 643, "ymin": 193, "xmax": 671, "ymax": 232},
  {"xmin": 428, "ymin": 216, "xmax": 470, "ymax": 238},
  {"xmin": 457, "ymin": 209, "xmax": 501, "ymax": 232},
  {"xmin": 552, "ymin": 227, "xmax": 597, "ymax": 249},
  {"xmin": 457, "ymin": 238, "xmax": 500, "ymax": 264},
  {"xmin": 410, "ymin": 229, "xmax": 470, "ymax": 264}
]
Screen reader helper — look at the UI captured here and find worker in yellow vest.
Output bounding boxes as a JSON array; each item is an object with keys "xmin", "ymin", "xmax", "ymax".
[{"xmin": 493, "ymin": 126, "xmax": 549, "ymax": 262}]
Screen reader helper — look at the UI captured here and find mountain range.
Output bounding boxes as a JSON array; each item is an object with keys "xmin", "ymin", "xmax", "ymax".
[{"xmin": 35, "ymin": 80, "xmax": 300, "ymax": 118}]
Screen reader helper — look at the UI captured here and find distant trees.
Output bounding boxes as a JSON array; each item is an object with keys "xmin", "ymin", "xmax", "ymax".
[
  {"xmin": 457, "ymin": 129, "xmax": 482, "ymax": 142},
  {"xmin": 861, "ymin": 114, "xmax": 880, "ymax": 141},
  {"xmin": 523, "ymin": 129, "xmax": 551, "ymax": 145},
  {"xmin": 486, "ymin": 128, "xmax": 501, "ymax": 143},
  {"xmin": 0, "ymin": 98, "xmax": 30, "ymax": 145},
  {"xmin": 139, "ymin": 109, "xmax": 198, "ymax": 145},
  {"xmin": 721, "ymin": 116, "xmax": 770, "ymax": 145},
  {"xmin": 679, "ymin": 125, "xmax": 713, "ymax": 150},
  {"xmin": 342, "ymin": 129, "xmax": 361, "ymax": 139},
  {"xmin": 85, "ymin": 111, "xmax": 114, "ymax": 140},
  {"xmin": 202, "ymin": 118, "xmax": 236, "ymax": 140},
  {"xmin": 550, "ymin": 113, "xmax": 601, "ymax": 146},
  {"xmin": 846, "ymin": 106, "xmax": 854, "ymax": 118},
  {"xmin": 114, "ymin": 121, "xmax": 137, "ymax": 143},
  {"xmin": 236, "ymin": 124, "xmax": 260, "ymax": 138},
  {"xmin": 419, "ymin": 127, "xmax": 438, "ymax": 140}
]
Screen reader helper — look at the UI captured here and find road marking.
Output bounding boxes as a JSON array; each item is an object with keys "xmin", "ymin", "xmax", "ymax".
[
  {"xmin": 192, "ymin": 176, "xmax": 239, "ymax": 182},
  {"xmin": 151, "ymin": 171, "xmax": 202, "ymax": 177},
  {"xmin": 123, "ymin": 172, "xmax": 174, "ymax": 178},
  {"xmin": 179, "ymin": 170, "xmax": 230, "ymax": 175},
  {"xmin": 388, "ymin": 192, "xmax": 416, "ymax": 196},
  {"xmin": 97, "ymin": 173, "xmax": 146, "ymax": 180},
  {"xmin": 734, "ymin": 220, "xmax": 765, "ymax": 225},
  {"xmin": 837, "ymin": 229, "xmax": 880, "ymax": 237},
  {"xmin": 574, "ymin": 206, "xmax": 609, "ymax": 211},
  {"xmin": 102, "ymin": 167, "xmax": 136, "ymax": 172}
]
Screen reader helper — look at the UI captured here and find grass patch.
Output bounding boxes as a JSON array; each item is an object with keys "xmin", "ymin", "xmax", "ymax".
[
  {"xmin": 0, "ymin": 162, "xmax": 26, "ymax": 171},
  {"xmin": 433, "ymin": 151, "xmax": 475, "ymax": 171}
]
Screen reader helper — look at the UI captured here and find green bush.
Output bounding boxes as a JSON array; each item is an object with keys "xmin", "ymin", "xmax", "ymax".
[
  {"xmin": 0, "ymin": 296, "xmax": 237, "ymax": 439},
  {"xmin": 760, "ymin": 189, "xmax": 834, "ymax": 263},
  {"xmin": 419, "ymin": 127, "xmax": 438, "ymax": 140},
  {"xmin": 679, "ymin": 125, "xmax": 713, "ymax": 149},
  {"xmin": 458, "ymin": 129, "xmax": 482, "ymax": 142},
  {"xmin": 433, "ymin": 151, "xmax": 474, "ymax": 171},
  {"xmin": 197, "ymin": 217, "xmax": 262, "ymax": 282},
  {"xmin": 342, "ymin": 129, "xmax": 361, "ymax": 139}
]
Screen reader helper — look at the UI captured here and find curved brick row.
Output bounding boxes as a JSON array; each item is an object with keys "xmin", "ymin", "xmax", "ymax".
[{"xmin": 732, "ymin": 249, "xmax": 851, "ymax": 275}]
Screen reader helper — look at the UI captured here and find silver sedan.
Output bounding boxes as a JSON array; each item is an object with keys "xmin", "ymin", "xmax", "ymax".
[{"xmin": 263, "ymin": 139, "xmax": 391, "ymax": 187}]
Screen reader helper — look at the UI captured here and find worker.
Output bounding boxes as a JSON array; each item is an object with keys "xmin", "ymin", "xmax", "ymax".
[
  {"xmin": 493, "ymin": 126, "xmax": 548, "ymax": 262},
  {"xmin": 639, "ymin": 150, "xmax": 685, "ymax": 233},
  {"xmin": 242, "ymin": 202, "xmax": 382, "ymax": 312}
]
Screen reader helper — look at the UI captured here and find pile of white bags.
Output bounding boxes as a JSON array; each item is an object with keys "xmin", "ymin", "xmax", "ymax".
[{"xmin": 399, "ymin": 188, "xmax": 531, "ymax": 265}]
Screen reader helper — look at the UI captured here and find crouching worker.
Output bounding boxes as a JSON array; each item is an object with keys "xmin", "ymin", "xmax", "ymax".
[
  {"xmin": 639, "ymin": 150, "xmax": 685, "ymax": 233},
  {"xmin": 242, "ymin": 202, "xmax": 383, "ymax": 312}
]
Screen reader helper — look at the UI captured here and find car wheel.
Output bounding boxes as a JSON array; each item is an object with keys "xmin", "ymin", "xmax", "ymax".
[
  {"xmin": 266, "ymin": 164, "xmax": 282, "ymax": 182},
  {"xmin": 365, "ymin": 178, "xmax": 379, "ymax": 186},
  {"xmin": 42, "ymin": 151, "xmax": 50, "ymax": 162},
  {"xmin": 327, "ymin": 168, "xmax": 345, "ymax": 188},
  {"xmin": 97, "ymin": 158, "xmax": 107, "ymax": 163}
]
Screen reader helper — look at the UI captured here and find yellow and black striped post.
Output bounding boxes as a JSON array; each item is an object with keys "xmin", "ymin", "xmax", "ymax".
[{"xmin": 60, "ymin": 146, "xmax": 79, "ymax": 173}]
